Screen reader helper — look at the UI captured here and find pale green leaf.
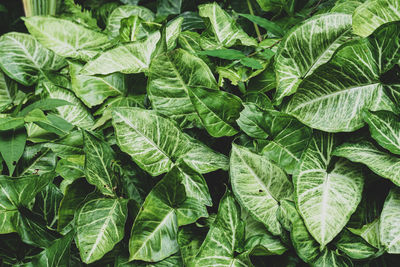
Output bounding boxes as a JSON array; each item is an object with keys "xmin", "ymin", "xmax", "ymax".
[
  {"xmin": 82, "ymin": 32, "xmax": 160, "ymax": 75},
  {"xmin": 380, "ymin": 187, "xmax": 400, "ymax": 253},
  {"xmin": 353, "ymin": 0, "xmax": 400, "ymax": 37},
  {"xmin": 188, "ymin": 87, "xmax": 242, "ymax": 137},
  {"xmin": 286, "ymin": 22, "xmax": 400, "ymax": 132},
  {"xmin": 24, "ymin": 16, "xmax": 109, "ymax": 61},
  {"xmin": 295, "ymin": 132, "xmax": 364, "ymax": 247},
  {"xmin": 230, "ymin": 144, "xmax": 293, "ymax": 236},
  {"xmin": 0, "ymin": 71, "xmax": 17, "ymax": 112},
  {"xmin": 166, "ymin": 17, "xmax": 183, "ymax": 50},
  {"xmin": 70, "ymin": 62, "xmax": 126, "ymax": 108},
  {"xmin": 274, "ymin": 13, "xmax": 353, "ymax": 104},
  {"xmin": 194, "ymin": 191, "xmax": 252, "ymax": 267},
  {"xmin": 363, "ymin": 110, "xmax": 400, "ymax": 155},
  {"xmin": 106, "ymin": 5, "xmax": 155, "ymax": 38},
  {"xmin": 147, "ymin": 48, "xmax": 217, "ymax": 128},
  {"xmin": 0, "ymin": 32, "xmax": 66, "ymax": 86},
  {"xmin": 333, "ymin": 140, "xmax": 400, "ymax": 187},
  {"xmin": 83, "ymin": 131, "xmax": 116, "ymax": 196},
  {"xmin": 76, "ymin": 198, "xmax": 128, "ymax": 263},
  {"xmin": 198, "ymin": 3, "xmax": 257, "ymax": 47},
  {"xmin": 41, "ymin": 81, "xmax": 94, "ymax": 129}
]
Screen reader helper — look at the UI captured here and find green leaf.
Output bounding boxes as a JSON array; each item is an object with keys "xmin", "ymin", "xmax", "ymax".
[
  {"xmin": 178, "ymin": 226, "xmax": 205, "ymax": 267},
  {"xmin": 0, "ymin": 210, "xmax": 17, "ymax": 234},
  {"xmin": 230, "ymin": 144, "xmax": 293, "ymax": 236},
  {"xmin": 198, "ymin": 2, "xmax": 257, "ymax": 47},
  {"xmin": 261, "ymin": 113, "xmax": 312, "ymax": 174},
  {"xmin": 41, "ymin": 80, "xmax": 94, "ymax": 129},
  {"xmin": 112, "ymin": 107, "xmax": 191, "ymax": 176},
  {"xmin": 0, "ymin": 32, "xmax": 66, "ymax": 86},
  {"xmin": 166, "ymin": 17, "xmax": 183, "ymax": 50},
  {"xmin": 129, "ymin": 168, "xmax": 186, "ymax": 261},
  {"xmin": 188, "ymin": 87, "xmax": 243, "ymax": 137},
  {"xmin": 83, "ymin": 131, "xmax": 117, "ymax": 196},
  {"xmin": 312, "ymin": 249, "xmax": 353, "ymax": 267},
  {"xmin": 279, "ymin": 200, "xmax": 320, "ymax": 263},
  {"xmin": 69, "ymin": 62, "xmax": 126, "ymax": 108},
  {"xmin": 157, "ymin": 0, "xmax": 182, "ymax": 17},
  {"xmin": 363, "ymin": 110, "xmax": 400, "ymax": 155},
  {"xmin": 380, "ymin": 187, "xmax": 400, "ymax": 253},
  {"xmin": 335, "ymin": 229, "xmax": 378, "ymax": 260},
  {"xmin": 198, "ymin": 49, "xmax": 245, "ymax": 60},
  {"xmin": 353, "ymin": 0, "xmax": 400, "ymax": 37},
  {"xmin": 15, "ymin": 145, "xmax": 56, "ymax": 176},
  {"xmin": 58, "ymin": 178, "xmax": 96, "ymax": 231},
  {"xmin": 19, "ymin": 98, "xmax": 73, "ymax": 117},
  {"xmin": 333, "ymin": 140, "xmax": 400, "ymax": 187},
  {"xmin": 194, "ymin": 191, "xmax": 252, "ymax": 267},
  {"xmin": 236, "ymin": 102, "xmax": 270, "ymax": 139},
  {"xmin": 32, "ymin": 184, "xmax": 62, "ymax": 229},
  {"xmin": 285, "ymin": 21, "xmax": 400, "ymax": 132},
  {"xmin": 239, "ymin": 58, "xmax": 263, "ymax": 70},
  {"xmin": 147, "ymin": 49, "xmax": 217, "ymax": 128},
  {"xmin": 24, "ymin": 16, "xmax": 109, "ymax": 61},
  {"xmin": 0, "ymin": 117, "xmax": 24, "ymax": 131},
  {"xmin": 76, "ymin": 198, "xmax": 128, "ymax": 263},
  {"xmin": 0, "ymin": 127, "xmax": 27, "ymax": 175},
  {"xmin": 349, "ymin": 219, "xmax": 381, "ymax": 249},
  {"xmin": 81, "ymin": 32, "xmax": 160, "ymax": 75},
  {"xmin": 29, "ymin": 230, "xmax": 75, "ymax": 267},
  {"xmin": 295, "ymin": 132, "xmax": 364, "ymax": 247},
  {"xmin": 106, "ymin": 5, "xmax": 155, "ymax": 38},
  {"xmin": 274, "ymin": 13, "xmax": 353, "ymax": 104},
  {"xmin": 238, "ymin": 13, "xmax": 284, "ymax": 37}
]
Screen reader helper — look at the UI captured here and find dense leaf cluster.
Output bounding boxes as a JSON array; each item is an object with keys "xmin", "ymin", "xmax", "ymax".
[{"xmin": 0, "ymin": 0, "xmax": 400, "ymax": 266}]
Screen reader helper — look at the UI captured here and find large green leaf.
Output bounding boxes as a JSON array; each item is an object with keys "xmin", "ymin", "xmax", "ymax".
[
  {"xmin": 82, "ymin": 32, "xmax": 160, "ymax": 75},
  {"xmin": 353, "ymin": 0, "xmax": 400, "ymax": 37},
  {"xmin": 188, "ymin": 87, "xmax": 242, "ymax": 137},
  {"xmin": 380, "ymin": 187, "xmax": 400, "ymax": 253},
  {"xmin": 295, "ymin": 132, "xmax": 364, "ymax": 247},
  {"xmin": 0, "ymin": 32, "xmax": 66, "ymax": 86},
  {"xmin": 83, "ymin": 131, "xmax": 117, "ymax": 196},
  {"xmin": 198, "ymin": 2, "xmax": 257, "ymax": 47},
  {"xmin": 230, "ymin": 144, "xmax": 293, "ymax": 236},
  {"xmin": 129, "ymin": 168, "xmax": 185, "ymax": 262},
  {"xmin": 28, "ymin": 230, "xmax": 75, "ymax": 267},
  {"xmin": 285, "ymin": 21, "xmax": 400, "ymax": 132},
  {"xmin": 24, "ymin": 16, "xmax": 109, "ymax": 61},
  {"xmin": 106, "ymin": 5, "xmax": 155, "ymax": 38},
  {"xmin": 41, "ymin": 81, "xmax": 95, "ymax": 129},
  {"xmin": 112, "ymin": 107, "xmax": 226, "ymax": 176},
  {"xmin": 76, "ymin": 198, "xmax": 128, "ymax": 263},
  {"xmin": 335, "ymin": 229, "xmax": 378, "ymax": 260},
  {"xmin": 147, "ymin": 49, "xmax": 217, "ymax": 128},
  {"xmin": 58, "ymin": 178, "xmax": 96, "ymax": 231},
  {"xmin": 112, "ymin": 107, "xmax": 192, "ymax": 176},
  {"xmin": 194, "ymin": 191, "xmax": 252, "ymax": 267},
  {"xmin": 0, "ymin": 127, "xmax": 27, "ymax": 175},
  {"xmin": 363, "ymin": 110, "xmax": 400, "ymax": 155},
  {"xmin": 274, "ymin": 13, "xmax": 353, "ymax": 104},
  {"xmin": 15, "ymin": 144, "xmax": 56, "ymax": 177},
  {"xmin": 0, "ymin": 172, "xmax": 54, "ymax": 209},
  {"xmin": 333, "ymin": 140, "xmax": 400, "ymax": 187},
  {"xmin": 69, "ymin": 62, "xmax": 126, "ymax": 108}
]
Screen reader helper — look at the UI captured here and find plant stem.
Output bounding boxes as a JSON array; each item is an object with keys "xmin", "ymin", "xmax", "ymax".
[
  {"xmin": 22, "ymin": 0, "xmax": 59, "ymax": 17},
  {"xmin": 246, "ymin": 0, "xmax": 263, "ymax": 42}
]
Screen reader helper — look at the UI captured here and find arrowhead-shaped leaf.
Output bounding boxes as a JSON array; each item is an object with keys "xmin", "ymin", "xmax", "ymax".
[
  {"xmin": 76, "ymin": 198, "xmax": 128, "ymax": 263},
  {"xmin": 0, "ymin": 32, "xmax": 66, "ymax": 86},
  {"xmin": 274, "ymin": 13, "xmax": 353, "ymax": 104},
  {"xmin": 230, "ymin": 144, "xmax": 293, "ymax": 235},
  {"xmin": 24, "ymin": 16, "xmax": 109, "ymax": 61},
  {"xmin": 295, "ymin": 132, "xmax": 364, "ymax": 247},
  {"xmin": 380, "ymin": 187, "xmax": 400, "ymax": 253}
]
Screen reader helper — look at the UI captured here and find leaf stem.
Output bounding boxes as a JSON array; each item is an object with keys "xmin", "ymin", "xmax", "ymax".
[{"xmin": 246, "ymin": 0, "xmax": 263, "ymax": 42}]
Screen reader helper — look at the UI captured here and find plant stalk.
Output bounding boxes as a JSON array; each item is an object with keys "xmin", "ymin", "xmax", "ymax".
[
  {"xmin": 22, "ymin": 0, "xmax": 59, "ymax": 17},
  {"xmin": 246, "ymin": 0, "xmax": 262, "ymax": 42}
]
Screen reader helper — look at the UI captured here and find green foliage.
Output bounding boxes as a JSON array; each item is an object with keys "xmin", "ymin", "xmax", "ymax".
[{"xmin": 0, "ymin": 0, "xmax": 399, "ymax": 266}]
